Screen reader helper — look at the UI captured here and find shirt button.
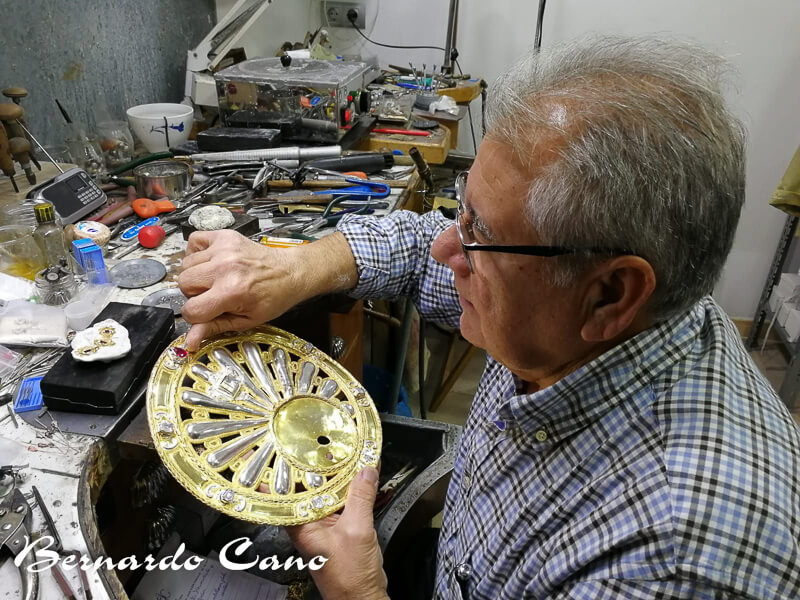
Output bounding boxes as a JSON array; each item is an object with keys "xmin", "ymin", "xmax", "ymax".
[
  {"xmin": 535, "ymin": 429, "xmax": 548, "ymax": 442},
  {"xmin": 463, "ymin": 475, "xmax": 471, "ymax": 487},
  {"xmin": 455, "ymin": 562, "xmax": 472, "ymax": 581}
]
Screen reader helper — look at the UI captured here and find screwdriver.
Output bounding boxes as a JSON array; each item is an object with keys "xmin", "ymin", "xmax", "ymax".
[{"xmin": 0, "ymin": 122, "xmax": 18, "ymax": 192}]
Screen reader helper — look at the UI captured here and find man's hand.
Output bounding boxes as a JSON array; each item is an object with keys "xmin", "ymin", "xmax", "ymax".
[
  {"xmin": 287, "ymin": 467, "xmax": 389, "ymax": 600},
  {"xmin": 178, "ymin": 230, "xmax": 359, "ymax": 351},
  {"xmin": 178, "ymin": 230, "xmax": 307, "ymax": 350}
]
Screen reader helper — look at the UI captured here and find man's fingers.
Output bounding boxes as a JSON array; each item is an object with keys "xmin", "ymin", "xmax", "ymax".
[
  {"xmin": 185, "ymin": 231, "xmax": 218, "ymax": 255},
  {"xmin": 180, "ymin": 247, "xmax": 214, "ymax": 272},
  {"xmin": 184, "ymin": 323, "xmax": 216, "ymax": 351},
  {"xmin": 181, "ymin": 287, "xmax": 236, "ymax": 324},
  {"xmin": 183, "ymin": 315, "xmax": 256, "ymax": 351},
  {"xmin": 340, "ymin": 467, "xmax": 379, "ymax": 530},
  {"xmin": 178, "ymin": 261, "xmax": 218, "ymax": 297}
]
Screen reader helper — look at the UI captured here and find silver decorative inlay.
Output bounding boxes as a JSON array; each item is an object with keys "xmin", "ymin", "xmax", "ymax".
[
  {"xmin": 318, "ymin": 379, "xmax": 338, "ymax": 399},
  {"xmin": 273, "ymin": 456, "xmax": 291, "ymax": 495},
  {"xmin": 206, "ymin": 429, "xmax": 265, "ymax": 469},
  {"xmin": 297, "ymin": 361, "xmax": 317, "ymax": 394},
  {"xmin": 272, "ymin": 348, "xmax": 294, "ymax": 397},
  {"xmin": 181, "ymin": 390, "xmax": 267, "ymax": 417},
  {"xmin": 238, "ymin": 436, "xmax": 275, "ymax": 488},
  {"xmin": 186, "ymin": 418, "xmax": 269, "ymax": 440},
  {"xmin": 242, "ymin": 341, "xmax": 280, "ymax": 405}
]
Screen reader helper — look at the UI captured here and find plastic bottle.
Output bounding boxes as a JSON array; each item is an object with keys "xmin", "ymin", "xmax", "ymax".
[{"xmin": 32, "ymin": 201, "xmax": 71, "ymax": 268}]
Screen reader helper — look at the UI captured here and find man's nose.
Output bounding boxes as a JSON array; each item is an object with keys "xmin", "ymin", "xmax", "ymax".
[{"xmin": 432, "ymin": 224, "xmax": 470, "ymax": 276}]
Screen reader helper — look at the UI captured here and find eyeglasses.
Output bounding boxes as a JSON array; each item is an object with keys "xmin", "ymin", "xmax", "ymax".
[{"xmin": 454, "ymin": 171, "xmax": 633, "ymax": 272}]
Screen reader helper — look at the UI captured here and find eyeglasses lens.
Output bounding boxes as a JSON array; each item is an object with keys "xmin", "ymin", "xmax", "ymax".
[{"xmin": 454, "ymin": 172, "xmax": 473, "ymax": 271}]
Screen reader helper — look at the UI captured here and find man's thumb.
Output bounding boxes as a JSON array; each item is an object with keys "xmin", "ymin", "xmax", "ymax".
[{"xmin": 341, "ymin": 467, "xmax": 379, "ymax": 526}]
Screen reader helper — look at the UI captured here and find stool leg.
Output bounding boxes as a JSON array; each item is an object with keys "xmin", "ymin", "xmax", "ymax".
[{"xmin": 389, "ymin": 299, "xmax": 415, "ymax": 414}]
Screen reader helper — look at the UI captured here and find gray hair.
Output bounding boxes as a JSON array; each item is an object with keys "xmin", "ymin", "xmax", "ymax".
[{"xmin": 486, "ymin": 35, "xmax": 746, "ymax": 320}]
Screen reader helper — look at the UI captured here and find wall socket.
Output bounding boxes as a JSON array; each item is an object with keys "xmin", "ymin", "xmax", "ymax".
[{"xmin": 323, "ymin": 2, "xmax": 366, "ymax": 28}]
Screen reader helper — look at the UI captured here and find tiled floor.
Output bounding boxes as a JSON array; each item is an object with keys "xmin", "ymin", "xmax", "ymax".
[{"xmin": 418, "ymin": 338, "xmax": 800, "ymax": 427}]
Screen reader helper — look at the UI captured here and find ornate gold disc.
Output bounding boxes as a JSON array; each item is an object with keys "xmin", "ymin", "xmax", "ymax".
[{"xmin": 146, "ymin": 325, "xmax": 381, "ymax": 525}]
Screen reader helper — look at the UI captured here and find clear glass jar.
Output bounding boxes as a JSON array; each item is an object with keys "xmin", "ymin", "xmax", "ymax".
[
  {"xmin": 97, "ymin": 120, "xmax": 134, "ymax": 169},
  {"xmin": 35, "ymin": 264, "xmax": 77, "ymax": 306},
  {"xmin": 65, "ymin": 136, "xmax": 105, "ymax": 178}
]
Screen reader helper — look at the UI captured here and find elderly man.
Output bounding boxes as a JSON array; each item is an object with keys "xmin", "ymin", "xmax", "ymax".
[{"xmin": 179, "ymin": 36, "xmax": 800, "ymax": 599}]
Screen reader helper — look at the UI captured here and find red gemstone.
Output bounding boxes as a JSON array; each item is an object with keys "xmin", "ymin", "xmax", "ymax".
[{"xmin": 173, "ymin": 347, "xmax": 188, "ymax": 358}]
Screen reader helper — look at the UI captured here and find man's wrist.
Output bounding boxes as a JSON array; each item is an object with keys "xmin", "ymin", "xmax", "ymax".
[{"xmin": 296, "ymin": 232, "xmax": 359, "ymax": 299}]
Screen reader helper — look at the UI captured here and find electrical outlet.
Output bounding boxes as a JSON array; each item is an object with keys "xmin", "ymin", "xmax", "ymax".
[{"xmin": 323, "ymin": 2, "xmax": 366, "ymax": 28}]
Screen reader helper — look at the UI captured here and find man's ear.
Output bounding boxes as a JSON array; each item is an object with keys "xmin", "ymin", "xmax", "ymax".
[{"xmin": 580, "ymin": 256, "xmax": 656, "ymax": 343}]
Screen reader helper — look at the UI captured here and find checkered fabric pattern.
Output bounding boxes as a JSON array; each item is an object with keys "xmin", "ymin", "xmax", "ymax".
[{"xmin": 338, "ymin": 210, "xmax": 800, "ymax": 600}]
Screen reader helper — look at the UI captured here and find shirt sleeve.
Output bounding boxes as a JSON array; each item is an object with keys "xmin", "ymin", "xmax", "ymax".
[
  {"xmin": 548, "ymin": 578, "xmax": 747, "ymax": 599},
  {"xmin": 336, "ymin": 209, "xmax": 461, "ymax": 329}
]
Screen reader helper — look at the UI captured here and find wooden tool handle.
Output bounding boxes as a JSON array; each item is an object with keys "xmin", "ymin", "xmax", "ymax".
[{"xmin": 0, "ymin": 122, "xmax": 16, "ymax": 177}]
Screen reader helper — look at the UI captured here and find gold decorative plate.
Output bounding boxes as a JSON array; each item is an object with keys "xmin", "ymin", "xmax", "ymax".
[{"xmin": 146, "ymin": 326, "xmax": 381, "ymax": 525}]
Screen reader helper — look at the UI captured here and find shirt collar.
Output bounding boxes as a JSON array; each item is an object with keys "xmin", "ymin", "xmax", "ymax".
[{"xmin": 499, "ymin": 297, "xmax": 711, "ymax": 443}]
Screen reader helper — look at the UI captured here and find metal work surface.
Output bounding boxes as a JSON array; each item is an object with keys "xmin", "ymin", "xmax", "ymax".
[
  {"xmin": 0, "ymin": 0, "xmax": 215, "ymax": 144},
  {"xmin": 0, "ymin": 424, "xmax": 113, "ymax": 599}
]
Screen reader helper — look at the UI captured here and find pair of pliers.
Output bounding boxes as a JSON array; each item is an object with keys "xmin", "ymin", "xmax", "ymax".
[
  {"xmin": 301, "ymin": 196, "xmax": 374, "ymax": 234},
  {"xmin": 311, "ymin": 176, "xmax": 391, "ymax": 200},
  {"xmin": 0, "ymin": 486, "xmax": 38, "ymax": 600}
]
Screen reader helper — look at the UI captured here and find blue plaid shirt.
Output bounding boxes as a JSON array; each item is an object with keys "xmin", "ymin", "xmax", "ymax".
[{"xmin": 338, "ymin": 210, "xmax": 800, "ymax": 599}]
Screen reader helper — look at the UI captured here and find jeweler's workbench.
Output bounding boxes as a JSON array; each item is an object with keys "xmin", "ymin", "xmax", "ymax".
[{"xmin": 0, "ymin": 167, "xmax": 424, "ymax": 600}]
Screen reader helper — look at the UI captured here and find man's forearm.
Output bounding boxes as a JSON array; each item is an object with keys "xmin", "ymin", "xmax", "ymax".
[{"xmin": 296, "ymin": 232, "xmax": 359, "ymax": 299}]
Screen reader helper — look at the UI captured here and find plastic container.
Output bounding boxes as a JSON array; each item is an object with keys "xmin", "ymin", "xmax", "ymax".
[
  {"xmin": 0, "ymin": 344, "xmax": 21, "ymax": 379},
  {"xmin": 126, "ymin": 103, "xmax": 193, "ymax": 152},
  {"xmin": 64, "ymin": 300, "xmax": 97, "ymax": 331}
]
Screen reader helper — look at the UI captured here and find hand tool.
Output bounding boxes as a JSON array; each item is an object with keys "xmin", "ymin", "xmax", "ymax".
[
  {"xmin": 263, "ymin": 177, "xmax": 408, "ymax": 190},
  {"xmin": 31, "ymin": 485, "xmax": 63, "ymax": 551},
  {"xmin": 388, "ymin": 64, "xmax": 415, "ymax": 75},
  {"xmin": 6, "ymin": 405, "xmax": 17, "ymax": 428},
  {"xmin": 113, "ymin": 224, "xmax": 178, "ymax": 259},
  {"xmin": 94, "ymin": 200, "xmax": 135, "ymax": 226},
  {"xmin": 132, "ymin": 197, "xmax": 176, "ymax": 218},
  {"xmin": 253, "ymin": 191, "xmax": 335, "ymax": 205},
  {"xmin": 8, "ymin": 137, "xmax": 36, "ymax": 184},
  {"xmin": 0, "ymin": 484, "xmax": 38, "ymax": 600},
  {"xmin": 0, "ymin": 103, "xmax": 26, "ymax": 142},
  {"xmin": 2, "ymin": 88, "xmax": 41, "ymax": 170},
  {"xmin": 0, "ymin": 122, "xmax": 18, "ymax": 192},
  {"xmin": 31, "ymin": 484, "xmax": 92, "ymax": 600},
  {"xmin": 301, "ymin": 197, "xmax": 374, "ymax": 234},
  {"xmin": 371, "ymin": 128, "xmax": 430, "ymax": 137},
  {"xmin": 306, "ymin": 174, "xmax": 391, "ymax": 198},
  {"xmin": 409, "ymin": 146, "xmax": 435, "ymax": 199},
  {"xmin": 2, "ymin": 87, "xmax": 27, "ymax": 104},
  {"xmin": 107, "ymin": 151, "xmax": 174, "ymax": 176},
  {"xmin": 138, "ymin": 225, "xmax": 166, "ymax": 248},
  {"xmin": 190, "ymin": 145, "xmax": 341, "ymax": 163},
  {"xmin": 303, "ymin": 153, "xmax": 394, "ymax": 175}
]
